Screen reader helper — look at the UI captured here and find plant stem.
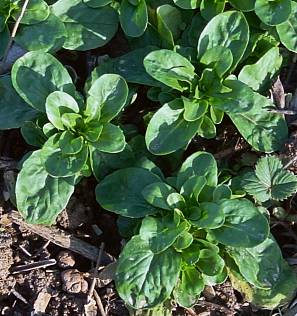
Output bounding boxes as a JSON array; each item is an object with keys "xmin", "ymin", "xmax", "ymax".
[{"xmin": 2, "ymin": 0, "xmax": 30, "ymax": 63}]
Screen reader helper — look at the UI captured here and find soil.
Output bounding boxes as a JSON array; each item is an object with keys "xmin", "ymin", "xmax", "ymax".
[{"xmin": 0, "ymin": 36, "xmax": 297, "ymax": 316}]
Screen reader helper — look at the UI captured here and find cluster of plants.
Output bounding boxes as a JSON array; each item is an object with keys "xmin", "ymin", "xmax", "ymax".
[{"xmin": 1, "ymin": 0, "xmax": 297, "ymax": 313}]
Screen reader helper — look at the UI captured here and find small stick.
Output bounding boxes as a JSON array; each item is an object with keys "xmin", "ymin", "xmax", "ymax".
[
  {"xmin": 10, "ymin": 288, "xmax": 29, "ymax": 305},
  {"xmin": 10, "ymin": 210, "xmax": 112, "ymax": 264},
  {"xmin": 19, "ymin": 245, "xmax": 32, "ymax": 257},
  {"xmin": 88, "ymin": 242, "xmax": 105, "ymax": 300},
  {"xmin": 184, "ymin": 307, "xmax": 198, "ymax": 316},
  {"xmin": 284, "ymin": 156, "xmax": 297, "ymax": 169},
  {"xmin": 11, "ymin": 259, "xmax": 57, "ymax": 274},
  {"xmin": 94, "ymin": 289, "xmax": 106, "ymax": 316},
  {"xmin": 2, "ymin": 0, "xmax": 30, "ymax": 63},
  {"xmin": 267, "ymin": 109, "xmax": 297, "ymax": 115},
  {"xmin": 34, "ymin": 240, "xmax": 51, "ymax": 257}
]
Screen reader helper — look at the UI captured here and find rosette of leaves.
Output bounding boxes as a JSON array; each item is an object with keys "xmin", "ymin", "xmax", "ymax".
[
  {"xmin": 96, "ymin": 151, "xmax": 297, "ymax": 310},
  {"xmin": 10, "ymin": 51, "xmax": 128, "ymax": 224},
  {"xmin": 142, "ymin": 10, "xmax": 287, "ymax": 155}
]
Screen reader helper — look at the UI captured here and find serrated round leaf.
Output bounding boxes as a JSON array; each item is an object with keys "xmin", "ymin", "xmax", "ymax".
[
  {"xmin": 92, "ymin": 123, "xmax": 125, "ymax": 153},
  {"xmin": 141, "ymin": 182, "xmax": 176, "ymax": 210},
  {"xmin": 115, "ymin": 235, "xmax": 181, "ymax": 309},
  {"xmin": 96, "ymin": 167, "xmax": 161, "ymax": 217},
  {"xmin": 12, "ymin": 52, "xmax": 75, "ymax": 112},
  {"xmin": 15, "ymin": 13, "xmax": 66, "ymax": 52},
  {"xmin": 0, "ymin": 75, "xmax": 38, "ymax": 129},
  {"xmin": 255, "ymin": 0, "xmax": 291, "ymax": 26},
  {"xmin": 227, "ymin": 234, "xmax": 284, "ymax": 289},
  {"xmin": 144, "ymin": 50, "xmax": 196, "ymax": 91},
  {"xmin": 120, "ymin": 0, "xmax": 148, "ymax": 37},
  {"xmin": 52, "ymin": 0, "xmax": 118, "ymax": 51},
  {"xmin": 177, "ymin": 152, "xmax": 218, "ymax": 189},
  {"xmin": 197, "ymin": 11, "xmax": 249, "ymax": 70},
  {"xmin": 16, "ymin": 150, "xmax": 75, "ymax": 224},
  {"xmin": 174, "ymin": 267, "xmax": 204, "ymax": 307},
  {"xmin": 276, "ymin": 2, "xmax": 297, "ymax": 52},
  {"xmin": 212, "ymin": 199, "xmax": 269, "ymax": 247},
  {"xmin": 15, "ymin": 0, "xmax": 49, "ymax": 25},
  {"xmin": 87, "ymin": 74, "xmax": 128, "ymax": 123},
  {"xmin": 46, "ymin": 91, "xmax": 79, "ymax": 130},
  {"xmin": 242, "ymin": 156, "xmax": 297, "ymax": 202},
  {"xmin": 145, "ymin": 99, "xmax": 201, "ymax": 155}
]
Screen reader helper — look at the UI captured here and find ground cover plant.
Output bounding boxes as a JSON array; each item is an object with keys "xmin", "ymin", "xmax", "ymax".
[{"xmin": 1, "ymin": 0, "xmax": 297, "ymax": 315}]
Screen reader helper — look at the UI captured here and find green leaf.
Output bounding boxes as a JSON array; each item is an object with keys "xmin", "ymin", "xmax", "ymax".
[
  {"xmin": 45, "ymin": 91, "xmax": 79, "ymax": 130},
  {"xmin": 166, "ymin": 193, "xmax": 186, "ymax": 210},
  {"xmin": 227, "ymin": 235, "xmax": 284, "ymax": 289},
  {"xmin": 255, "ymin": 0, "xmax": 291, "ymax": 26},
  {"xmin": 120, "ymin": 0, "xmax": 148, "ymax": 37},
  {"xmin": 21, "ymin": 121, "xmax": 47, "ymax": 147},
  {"xmin": 229, "ymin": 260, "xmax": 297, "ymax": 309},
  {"xmin": 115, "ymin": 235, "xmax": 181, "ymax": 309},
  {"xmin": 200, "ymin": 0, "xmax": 225, "ymax": 21},
  {"xmin": 15, "ymin": 150, "xmax": 75, "ymax": 224},
  {"xmin": 92, "ymin": 123, "xmax": 125, "ymax": 153},
  {"xmin": 180, "ymin": 175, "xmax": 207, "ymax": 200},
  {"xmin": 228, "ymin": 0, "xmax": 255, "ymax": 11},
  {"xmin": 0, "ymin": 75, "xmax": 38, "ymax": 129},
  {"xmin": 183, "ymin": 97, "xmax": 208, "ymax": 122},
  {"xmin": 228, "ymin": 95, "xmax": 288, "ymax": 153},
  {"xmin": 213, "ymin": 184, "xmax": 232, "ymax": 201},
  {"xmin": 61, "ymin": 113, "xmax": 82, "ymax": 130},
  {"xmin": 144, "ymin": 50, "xmax": 196, "ymax": 92},
  {"xmin": 276, "ymin": 1, "xmax": 297, "ymax": 52},
  {"xmin": 52, "ymin": 0, "xmax": 118, "ymax": 50},
  {"xmin": 96, "ymin": 167, "xmax": 161, "ymax": 218},
  {"xmin": 212, "ymin": 199, "xmax": 269, "ymax": 247},
  {"xmin": 242, "ymin": 156, "xmax": 297, "ymax": 202},
  {"xmin": 12, "ymin": 52, "xmax": 75, "ymax": 112},
  {"xmin": 59, "ymin": 131, "xmax": 84, "ymax": 154},
  {"xmin": 177, "ymin": 151, "xmax": 218, "ymax": 188},
  {"xmin": 238, "ymin": 47, "xmax": 282, "ymax": 92},
  {"xmin": 173, "ymin": 0, "xmax": 201, "ymax": 9},
  {"xmin": 141, "ymin": 182, "xmax": 176, "ymax": 210},
  {"xmin": 199, "ymin": 46, "xmax": 233, "ymax": 77},
  {"xmin": 15, "ymin": 13, "xmax": 67, "ymax": 52},
  {"xmin": 197, "ymin": 249, "xmax": 225, "ymax": 276},
  {"xmin": 44, "ymin": 144, "xmax": 88, "ymax": 177},
  {"xmin": 156, "ymin": 5, "xmax": 182, "ymax": 49},
  {"xmin": 174, "ymin": 267, "xmax": 204, "ymax": 307},
  {"xmin": 145, "ymin": 99, "xmax": 201, "ymax": 155},
  {"xmin": 182, "ymin": 242, "xmax": 200, "ymax": 265},
  {"xmin": 197, "ymin": 11, "xmax": 249, "ymax": 70},
  {"xmin": 174, "ymin": 231, "xmax": 193, "ymax": 250},
  {"xmin": 88, "ymin": 46, "xmax": 161, "ymax": 87},
  {"xmin": 139, "ymin": 215, "xmax": 188, "ymax": 253},
  {"xmin": 198, "ymin": 115, "xmax": 216, "ymax": 139},
  {"xmin": 15, "ymin": 0, "xmax": 49, "ymax": 25},
  {"xmin": 190, "ymin": 202, "xmax": 225, "ymax": 229},
  {"xmin": 83, "ymin": 0, "xmax": 112, "ymax": 7},
  {"xmin": 210, "ymin": 107, "xmax": 224, "ymax": 124},
  {"xmin": 87, "ymin": 74, "xmax": 128, "ymax": 122}
]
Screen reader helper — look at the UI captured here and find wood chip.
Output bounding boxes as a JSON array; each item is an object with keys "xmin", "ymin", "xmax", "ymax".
[{"xmin": 33, "ymin": 292, "xmax": 52, "ymax": 313}]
